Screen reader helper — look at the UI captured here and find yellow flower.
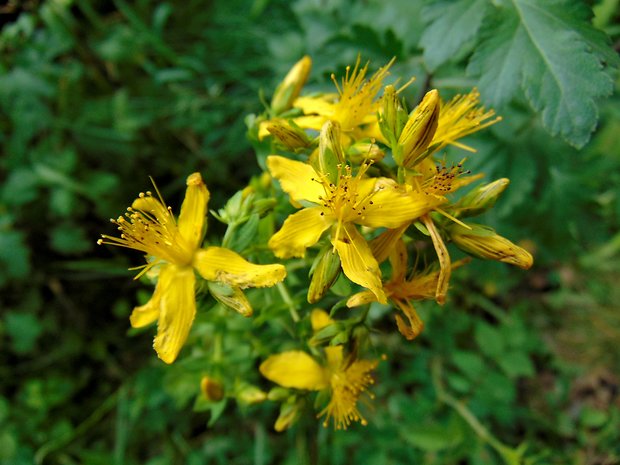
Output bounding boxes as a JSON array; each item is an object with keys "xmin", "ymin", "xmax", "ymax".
[
  {"xmin": 291, "ymin": 57, "xmax": 393, "ymax": 141},
  {"xmin": 432, "ymin": 88, "xmax": 500, "ymax": 153},
  {"xmin": 99, "ymin": 173, "xmax": 286, "ymax": 363},
  {"xmin": 348, "ymin": 239, "xmax": 469, "ymax": 340},
  {"xmin": 260, "ymin": 346, "xmax": 378, "ymax": 429},
  {"xmin": 267, "ymin": 155, "xmax": 442, "ymax": 302}
]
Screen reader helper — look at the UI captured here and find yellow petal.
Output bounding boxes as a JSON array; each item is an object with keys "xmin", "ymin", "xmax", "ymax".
[
  {"xmin": 153, "ymin": 265, "xmax": 196, "ymax": 364},
  {"xmin": 129, "ymin": 267, "xmax": 167, "ymax": 327},
  {"xmin": 177, "ymin": 173, "xmax": 210, "ymax": 251},
  {"xmin": 293, "ymin": 115, "xmax": 329, "ymax": 131},
  {"xmin": 193, "ymin": 247, "xmax": 286, "ymax": 288},
  {"xmin": 359, "ymin": 185, "xmax": 441, "ymax": 229},
  {"xmin": 260, "ymin": 351, "xmax": 329, "ymax": 390},
  {"xmin": 269, "ymin": 207, "xmax": 332, "ymax": 258},
  {"xmin": 267, "ymin": 155, "xmax": 325, "ymax": 204},
  {"xmin": 324, "ymin": 345, "xmax": 344, "ymax": 370},
  {"xmin": 346, "ymin": 290, "xmax": 378, "ymax": 308},
  {"xmin": 294, "ymin": 95, "xmax": 336, "ymax": 117},
  {"xmin": 332, "ymin": 224, "xmax": 386, "ymax": 304},
  {"xmin": 311, "ymin": 308, "xmax": 333, "ymax": 331}
]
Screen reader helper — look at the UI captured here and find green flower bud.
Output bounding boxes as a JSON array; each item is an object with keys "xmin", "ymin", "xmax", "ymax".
[
  {"xmin": 265, "ymin": 120, "xmax": 312, "ymax": 151},
  {"xmin": 379, "ymin": 85, "xmax": 408, "ymax": 145},
  {"xmin": 274, "ymin": 400, "xmax": 302, "ymax": 432},
  {"xmin": 200, "ymin": 376, "xmax": 224, "ymax": 402},
  {"xmin": 456, "ymin": 178, "xmax": 510, "ymax": 218},
  {"xmin": 237, "ymin": 384, "xmax": 267, "ymax": 405},
  {"xmin": 312, "ymin": 121, "xmax": 344, "ymax": 184},
  {"xmin": 398, "ymin": 89, "xmax": 440, "ymax": 168},
  {"xmin": 308, "ymin": 247, "xmax": 342, "ymax": 304},
  {"xmin": 271, "ymin": 56, "xmax": 312, "ymax": 115}
]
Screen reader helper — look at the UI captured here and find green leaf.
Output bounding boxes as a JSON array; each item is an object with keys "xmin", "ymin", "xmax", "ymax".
[
  {"xmin": 468, "ymin": 0, "xmax": 618, "ymax": 147},
  {"xmin": 496, "ymin": 351, "xmax": 535, "ymax": 379},
  {"xmin": 402, "ymin": 415, "xmax": 464, "ymax": 451},
  {"xmin": 0, "ymin": 229, "xmax": 30, "ymax": 285},
  {"xmin": 475, "ymin": 321, "xmax": 505, "ymax": 358},
  {"xmin": 420, "ymin": 0, "xmax": 489, "ymax": 71},
  {"xmin": 50, "ymin": 223, "xmax": 92, "ymax": 255},
  {"xmin": 4, "ymin": 312, "xmax": 43, "ymax": 354}
]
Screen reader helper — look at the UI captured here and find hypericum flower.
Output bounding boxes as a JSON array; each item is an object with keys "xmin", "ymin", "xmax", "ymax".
[
  {"xmin": 98, "ymin": 173, "xmax": 286, "ymax": 363},
  {"xmin": 348, "ymin": 239, "xmax": 469, "ymax": 340},
  {"xmin": 291, "ymin": 57, "xmax": 394, "ymax": 141},
  {"xmin": 267, "ymin": 155, "xmax": 443, "ymax": 302},
  {"xmin": 431, "ymin": 88, "xmax": 500, "ymax": 153},
  {"xmin": 260, "ymin": 346, "xmax": 378, "ymax": 429}
]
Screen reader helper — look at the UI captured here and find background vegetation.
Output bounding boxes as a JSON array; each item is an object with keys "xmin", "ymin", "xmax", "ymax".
[{"xmin": 1, "ymin": 0, "xmax": 619, "ymax": 463}]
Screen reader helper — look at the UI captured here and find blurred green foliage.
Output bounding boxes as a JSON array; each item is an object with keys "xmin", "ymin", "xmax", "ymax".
[{"xmin": 1, "ymin": 0, "xmax": 619, "ymax": 464}]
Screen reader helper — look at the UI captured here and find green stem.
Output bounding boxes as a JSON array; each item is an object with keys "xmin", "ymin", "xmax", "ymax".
[
  {"xmin": 276, "ymin": 282, "xmax": 300, "ymax": 323},
  {"xmin": 431, "ymin": 357, "xmax": 523, "ymax": 465},
  {"xmin": 222, "ymin": 221, "xmax": 238, "ymax": 249},
  {"xmin": 35, "ymin": 389, "xmax": 120, "ymax": 464}
]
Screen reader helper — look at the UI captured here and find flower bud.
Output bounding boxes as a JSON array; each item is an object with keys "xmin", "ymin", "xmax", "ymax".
[
  {"xmin": 271, "ymin": 56, "xmax": 312, "ymax": 115},
  {"xmin": 456, "ymin": 178, "xmax": 510, "ymax": 218},
  {"xmin": 346, "ymin": 141, "xmax": 385, "ymax": 164},
  {"xmin": 237, "ymin": 384, "xmax": 267, "ymax": 405},
  {"xmin": 397, "ymin": 89, "xmax": 440, "ymax": 168},
  {"xmin": 307, "ymin": 247, "xmax": 342, "ymax": 304},
  {"xmin": 274, "ymin": 400, "xmax": 302, "ymax": 432},
  {"xmin": 267, "ymin": 387, "xmax": 290, "ymax": 402},
  {"xmin": 379, "ymin": 85, "xmax": 408, "ymax": 145},
  {"xmin": 312, "ymin": 121, "xmax": 344, "ymax": 184},
  {"xmin": 200, "ymin": 376, "xmax": 224, "ymax": 402},
  {"xmin": 449, "ymin": 223, "xmax": 533, "ymax": 270},
  {"xmin": 310, "ymin": 308, "xmax": 333, "ymax": 331},
  {"xmin": 265, "ymin": 120, "xmax": 312, "ymax": 151}
]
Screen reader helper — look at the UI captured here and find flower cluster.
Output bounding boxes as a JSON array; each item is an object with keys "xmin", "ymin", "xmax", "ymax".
[{"xmin": 100, "ymin": 55, "xmax": 532, "ymax": 432}]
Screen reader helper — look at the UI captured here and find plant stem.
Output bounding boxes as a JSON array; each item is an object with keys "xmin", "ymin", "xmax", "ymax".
[{"xmin": 431, "ymin": 357, "xmax": 524, "ymax": 465}]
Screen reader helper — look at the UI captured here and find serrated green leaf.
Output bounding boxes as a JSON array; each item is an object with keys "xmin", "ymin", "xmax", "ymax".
[
  {"xmin": 469, "ymin": 0, "xmax": 618, "ymax": 147},
  {"xmin": 420, "ymin": 0, "xmax": 488, "ymax": 71}
]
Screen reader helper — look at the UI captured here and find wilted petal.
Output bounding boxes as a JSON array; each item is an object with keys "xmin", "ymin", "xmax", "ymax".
[
  {"xmin": 194, "ymin": 247, "xmax": 286, "ymax": 288},
  {"xmin": 369, "ymin": 224, "xmax": 408, "ymax": 265},
  {"xmin": 393, "ymin": 299, "xmax": 424, "ymax": 341}
]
